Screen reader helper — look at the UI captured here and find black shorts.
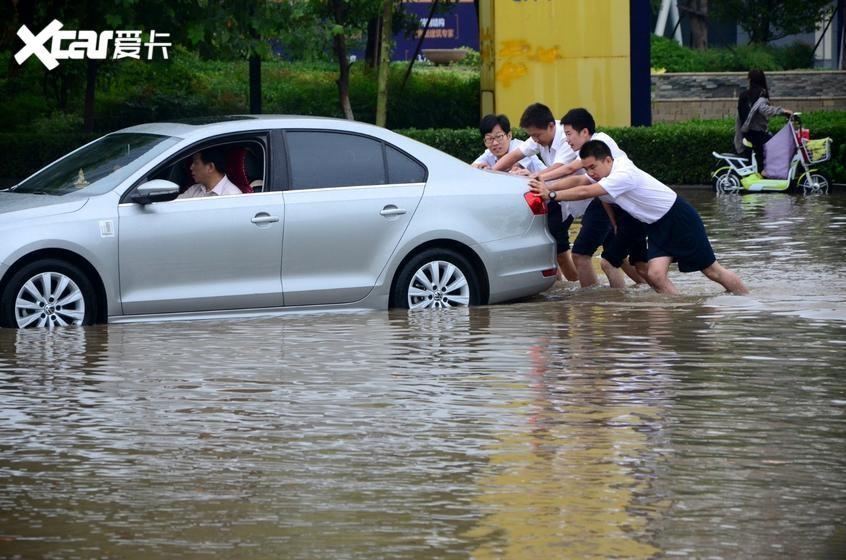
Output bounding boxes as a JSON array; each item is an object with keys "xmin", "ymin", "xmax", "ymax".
[
  {"xmin": 647, "ymin": 196, "xmax": 716, "ymax": 272},
  {"xmin": 547, "ymin": 201, "xmax": 574, "ymax": 254},
  {"xmin": 571, "ymin": 198, "xmax": 613, "ymax": 256},
  {"xmin": 601, "ymin": 206, "xmax": 648, "ymax": 267}
]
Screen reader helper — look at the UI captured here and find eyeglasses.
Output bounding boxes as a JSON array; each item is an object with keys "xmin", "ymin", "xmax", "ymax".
[{"xmin": 483, "ymin": 133, "xmax": 507, "ymax": 146}]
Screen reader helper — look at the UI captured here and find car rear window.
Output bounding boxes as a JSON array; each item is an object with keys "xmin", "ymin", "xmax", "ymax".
[{"xmin": 386, "ymin": 145, "xmax": 426, "ymax": 184}]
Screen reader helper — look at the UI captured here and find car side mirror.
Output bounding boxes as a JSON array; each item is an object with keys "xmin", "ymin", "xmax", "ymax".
[{"xmin": 131, "ymin": 179, "xmax": 180, "ymax": 205}]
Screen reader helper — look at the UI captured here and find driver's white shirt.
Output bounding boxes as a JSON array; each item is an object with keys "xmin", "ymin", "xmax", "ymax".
[{"xmin": 179, "ymin": 175, "xmax": 240, "ymax": 198}]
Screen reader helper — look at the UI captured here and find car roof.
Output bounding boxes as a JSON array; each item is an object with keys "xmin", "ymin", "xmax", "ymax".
[{"xmin": 117, "ymin": 115, "xmax": 396, "ymax": 141}]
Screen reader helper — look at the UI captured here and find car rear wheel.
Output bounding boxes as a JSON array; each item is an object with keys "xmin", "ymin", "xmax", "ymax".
[
  {"xmin": 392, "ymin": 248, "xmax": 481, "ymax": 310},
  {"xmin": 0, "ymin": 259, "xmax": 96, "ymax": 329}
]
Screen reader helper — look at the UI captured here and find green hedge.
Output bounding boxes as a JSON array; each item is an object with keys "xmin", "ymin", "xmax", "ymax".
[
  {"xmin": 1, "ymin": 113, "xmax": 843, "ymax": 186},
  {"xmin": 651, "ymin": 35, "xmax": 814, "ymax": 72},
  {"xmin": 0, "ymin": 51, "xmax": 479, "ymax": 133}
]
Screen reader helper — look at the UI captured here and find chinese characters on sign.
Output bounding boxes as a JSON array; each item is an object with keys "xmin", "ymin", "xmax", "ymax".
[{"xmin": 15, "ymin": 19, "xmax": 171, "ymax": 70}]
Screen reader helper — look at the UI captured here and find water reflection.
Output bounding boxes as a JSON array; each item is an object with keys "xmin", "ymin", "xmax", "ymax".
[
  {"xmin": 467, "ymin": 303, "xmax": 677, "ymax": 559},
  {"xmin": 0, "ymin": 190, "xmax": 845, "ymax": 559}
]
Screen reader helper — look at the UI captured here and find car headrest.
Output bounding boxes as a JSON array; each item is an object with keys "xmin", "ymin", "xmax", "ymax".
[
  {"xmin": 245, "ymin": 149, "xmax": 262, "ymax": 184},
  {"xmin": 224, "ymin": 148, "xmax": 253, "ymax": 194}
]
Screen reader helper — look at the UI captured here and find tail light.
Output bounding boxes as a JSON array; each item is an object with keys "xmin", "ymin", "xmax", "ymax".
[
  {"xmin": 542, "ymin": 268, "xmax": 558, "ymax": 277},
  {"xmin": 524, "ymin": 192, "xmax": 547, "ymax": 215}
]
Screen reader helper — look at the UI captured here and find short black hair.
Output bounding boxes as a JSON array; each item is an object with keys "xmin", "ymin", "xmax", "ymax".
[
  {"xmin": 579, "ymin": 140, "xmax": 613, "ymax": 161},
  {"xmin": 479, "ymin": 114, "xmax": 511, "ymax": 137},
  {"xmin": 519, "ymin": 102, "xmax": 555, "ymax": 129},
  {"xmin": 196, "ymin": 147, "xmax": 227, "ymax": 174},
  {"xmin": 561, "ymin": 108, "xmax": 596, "ymax": 135}
]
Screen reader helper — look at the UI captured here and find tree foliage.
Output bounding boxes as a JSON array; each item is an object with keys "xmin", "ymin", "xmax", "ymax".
[{"xmin": 711, "ymin": 0, "xmax": 834, "ymax": 44}]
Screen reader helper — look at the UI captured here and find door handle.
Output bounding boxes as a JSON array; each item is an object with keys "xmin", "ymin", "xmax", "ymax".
[
  {"xmin": 380, "ymin": 205, "xmax": 407, "ymax": 217},
  {"xmin": 251, "ymin": 213, "xmax": 280, "ymax": 224}
]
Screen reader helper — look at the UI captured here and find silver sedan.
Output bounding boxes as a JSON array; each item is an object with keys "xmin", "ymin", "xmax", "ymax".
[{"xmin": 0, "ymin": 116, "xmax": 556, "ymax": 328}]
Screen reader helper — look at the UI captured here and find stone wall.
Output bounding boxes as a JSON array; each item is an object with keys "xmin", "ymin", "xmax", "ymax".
[{"xmin": 651, "ymin": 71, "xmax": 846, "ymax": 123}]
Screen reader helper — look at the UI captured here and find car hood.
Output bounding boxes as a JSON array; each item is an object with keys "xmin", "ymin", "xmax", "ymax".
[{"xmin": 0, "ymin": 192, "xmax": 89, "ymax": 220}]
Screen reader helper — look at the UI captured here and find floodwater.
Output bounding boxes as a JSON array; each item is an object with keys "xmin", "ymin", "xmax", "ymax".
[{"xmin": 1, "ymin": 190, "xmax": 844, "ymax": 559}]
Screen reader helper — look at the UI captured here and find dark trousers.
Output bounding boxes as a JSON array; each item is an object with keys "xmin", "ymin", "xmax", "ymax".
[{"xmin": 745, "ymin": 130, "xmax": 771, "ymax": 172}]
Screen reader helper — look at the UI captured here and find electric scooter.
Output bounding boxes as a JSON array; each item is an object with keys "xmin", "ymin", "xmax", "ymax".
[{"xmin": 711, "ymin": 113, "xmax": 832, "ymax": 195}]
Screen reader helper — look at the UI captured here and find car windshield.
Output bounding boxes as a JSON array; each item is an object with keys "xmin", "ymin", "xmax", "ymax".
[{"xmin": 12, "ymin": 133, "xmax": 180, "ymax": 196}]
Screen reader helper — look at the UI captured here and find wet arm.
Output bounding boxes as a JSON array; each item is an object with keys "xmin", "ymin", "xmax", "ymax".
[
  {"xmin": 555, "ymin": 183, "xmax": 608, "ymax": 201},
  {"xmin": 534, "ymin": 159, "xmax": 584, "ymax": 181},
  {"xmin": 548, "ymin": 174, "xmax": 592, "ymax": 192},
  {"xmin": 492, "ymin": 148, "xmax": 527, "ymax": 172}
]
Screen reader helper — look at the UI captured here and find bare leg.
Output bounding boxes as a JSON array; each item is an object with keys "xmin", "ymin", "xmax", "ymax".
[
  {"xmin": 634, "ymin": 261, "xmax": 657, "ymax": 289},
  {"xmin": 621, "ymin": 259, "xmax": 646, "ymax": 284},
  {"xmin": 701, "ymin": 261, "xmax": 749, "ymax": 295},
  {"xmin": 557, "ymin": 251, "xmax": 578, "ymax": 282},
  {"xmin": 646, "ymin": 256, "xmax": 679, "ymax": 294},
  {"xmin": 573, "ymin": 253, "xmax": 599, "ymax": 288},
  {"xmin": 600, "ymin": 258, "xmax": 626, "ymax": 288}
]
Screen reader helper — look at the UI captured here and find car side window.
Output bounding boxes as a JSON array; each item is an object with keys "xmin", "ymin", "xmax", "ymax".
[
  {"xmin": 386, "ymin": 145, "xmax": 426, "ymax": 184},
  {"xmin": 145, "ymin": 140, "xmax": 266, "ymax": 198},
  {"xmin": 287, "ymin": 131, "xmax": 386, "ymax": 190}
]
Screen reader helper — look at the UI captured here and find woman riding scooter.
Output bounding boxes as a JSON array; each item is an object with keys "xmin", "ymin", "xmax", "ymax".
[{"xmin": 734, "ymin": 69, "xmax": 793, "ymax": 176}]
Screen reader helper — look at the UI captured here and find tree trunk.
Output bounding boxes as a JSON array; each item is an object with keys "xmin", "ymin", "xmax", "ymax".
[
  {"xmin": 365, "ymin": 17, "xmax": 380, "ymax": 71},
  {"xmin": 331, "ymin": 0, "xmax": 354, "ymax": 120},
  {"xmin": 375, "ymin": 0, "xmax": 393, "ymax": 127},
  {"xmin": 333, "ymin": 35, "xmax": 354, "ymax": 120},
  {"xmin": 684, "ymin": 0, "xmax": 709, "ymax": 49},
  {"xmin": 841, "ymin": 2, "xmax": 846, "ymax": 70},
  {"xmin": 749, "ymin": 11, "xmax": 771, "ymax": 44},
  {"xmin": 83, "ymin": 59, "xmax": 98, "ymax": 132},
  {"xmin": 249, "ymin": 54, "xmax": 262, "ymax": 114}
]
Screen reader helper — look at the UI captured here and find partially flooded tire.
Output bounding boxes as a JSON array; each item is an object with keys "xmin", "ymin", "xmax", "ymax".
[
  {"xmin": 392, "ymin": 248, "xmax": 481, "ymax": 310},
  {"xmin": 797, "ymin": 172, "xmax": 830, "ymax": 195},
  {"xmin": 712, "ymin": 169, "xmax": 742, "ymax": 194},
  {"xmin": 0, "ymin": 259, "xmax": 96, "ymax": 329}
]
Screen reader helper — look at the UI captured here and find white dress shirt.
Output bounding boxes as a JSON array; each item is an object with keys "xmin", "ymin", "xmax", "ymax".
[
  {"xmin": 598, "ymin": 157, "xmax": 677, "ymax": 224},
  {"xmin": 178, "ymin": 175, "xmax": 241, "ymax": 199},
  {"xmin": 518, "ymin": 123, "xmax": 577, "ymax": 167},
  {"xmin": 473, "ymin": 139, "xmax": 547, "ymax": 174}
]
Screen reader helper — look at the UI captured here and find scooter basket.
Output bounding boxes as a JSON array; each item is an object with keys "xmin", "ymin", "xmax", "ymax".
[{"xmin": 802, "ymin": 138, "xmax": 832, "ymax": 164}]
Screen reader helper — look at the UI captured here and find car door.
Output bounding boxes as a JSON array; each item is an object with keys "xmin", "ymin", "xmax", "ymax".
[
  {"xmin": 281, "ymin": 130, "xmax": 426, "ymax": 306},
  {"xmin": 117, "ymin": 139, "xmax": 284, "ymax": 315}
]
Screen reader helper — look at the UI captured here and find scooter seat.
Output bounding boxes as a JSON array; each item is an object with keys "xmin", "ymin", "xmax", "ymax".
[{"xmin": 715, "ymin": 152, "xmax": 747, "ymax": 160}]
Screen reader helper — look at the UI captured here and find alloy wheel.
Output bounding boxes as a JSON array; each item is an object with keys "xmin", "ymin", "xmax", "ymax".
[
  {"xmin": 14, "ymin": 271, "xmax": 86, "ymax": 328},
  {"xmin": 407, "ymin": 260, "xmax": 471, "ymax": 309}
]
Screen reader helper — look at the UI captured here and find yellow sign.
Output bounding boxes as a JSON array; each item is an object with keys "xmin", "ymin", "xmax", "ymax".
[{"xmin": 480, "ymin": 0, "xmax": 632, "ymax": 127}]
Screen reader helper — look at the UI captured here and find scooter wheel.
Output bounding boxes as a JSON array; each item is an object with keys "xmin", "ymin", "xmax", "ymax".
[
  {"xmin": 712, "ymin": 168, "xmax": 742, "ymax": 194},
  {"xmin": 796, "ymin": 172, "xmax": 830, "ymax": 195}
]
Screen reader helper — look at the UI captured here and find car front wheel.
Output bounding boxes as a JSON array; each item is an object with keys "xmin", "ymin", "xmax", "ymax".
[
  {"xmin": 0, "ymin": 259, "xmax": 96, "ymax": 329},
  {"xmin": 392, "ymin": 248, "xmax": 481, "ymax": 310}
]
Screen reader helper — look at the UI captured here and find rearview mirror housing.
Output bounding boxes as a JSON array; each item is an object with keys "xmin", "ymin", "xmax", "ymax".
[{"xmin": 131, "ymin": 179, "xmax": 180, "ymax": 205}]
